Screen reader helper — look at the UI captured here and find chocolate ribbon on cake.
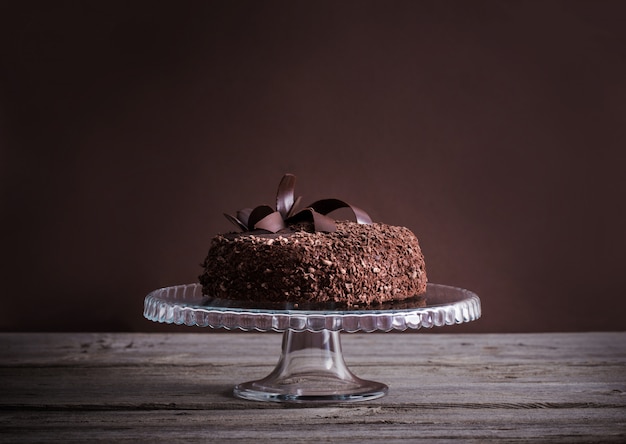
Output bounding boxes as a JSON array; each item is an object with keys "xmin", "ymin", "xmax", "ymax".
[{"xmin": 224, "ymin": 174, "xmax": 372, "ymax": 233}]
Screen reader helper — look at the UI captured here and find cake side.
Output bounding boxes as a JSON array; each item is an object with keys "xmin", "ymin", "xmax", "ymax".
[{"xmin": 199, "ymin": 221, "xmax": 427, "ymax": 307}]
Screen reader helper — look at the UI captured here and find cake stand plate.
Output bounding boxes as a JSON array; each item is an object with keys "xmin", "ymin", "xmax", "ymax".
[{"xmin": 144, "ymin": 283, "xmax": 481, "ymax": 403}]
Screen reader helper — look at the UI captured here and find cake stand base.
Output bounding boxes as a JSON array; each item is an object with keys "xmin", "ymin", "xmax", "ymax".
[{"xmin": 233, "ymin": 330, "xmax": 388, "ymax": 403}]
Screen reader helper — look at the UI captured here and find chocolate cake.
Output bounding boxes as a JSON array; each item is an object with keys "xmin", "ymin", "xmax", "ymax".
[{"xmin": 199, "ymin": 174, "xmax": 427, "ymax": 309}]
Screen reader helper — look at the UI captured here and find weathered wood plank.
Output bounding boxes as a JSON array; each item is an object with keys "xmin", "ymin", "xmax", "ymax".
[
  {"xmin": 0, "ymin": 333, "xmax": 625, "ymax": 442},
  {"xmin": 1, "ymin": 362, "xmax": 624, "ymax": 408},
  {"xmin": 2, "ymin": 332, "xmax": 625, "ymax": 363},
  {"xmin": 1, "ymin": 407, "xmax": 625, "ymax": 443}
]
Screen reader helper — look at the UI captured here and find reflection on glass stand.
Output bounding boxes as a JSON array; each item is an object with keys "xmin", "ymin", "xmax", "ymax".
[{"xmin": 144, "ymin": 283, "xmax": 480, "ymax": 403}]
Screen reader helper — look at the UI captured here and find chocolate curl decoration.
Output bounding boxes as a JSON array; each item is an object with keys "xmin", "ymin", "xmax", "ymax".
[
  {"xmin": 276, "ymin": 173, "xmax": 296, "ymax": 218},
  {"xmin": 224, "ymin": 174, "xmax": 372, "ymax": 233}
]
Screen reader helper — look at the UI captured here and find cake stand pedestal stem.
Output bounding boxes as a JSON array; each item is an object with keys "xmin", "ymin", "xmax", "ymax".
[{"xmin": 233, "ymin": 329, "xmax": 388, "ymax": 403}]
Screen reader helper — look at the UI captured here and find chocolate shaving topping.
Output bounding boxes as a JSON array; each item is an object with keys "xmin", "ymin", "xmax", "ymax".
[{"xmin": 224, "ymin": 173, "xmax": 373, "ymax": 233}]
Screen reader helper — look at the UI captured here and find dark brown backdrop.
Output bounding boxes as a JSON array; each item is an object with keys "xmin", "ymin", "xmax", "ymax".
[{"xmin": 1, "ymin": 0, "xmax": 625, "ymax": 333}]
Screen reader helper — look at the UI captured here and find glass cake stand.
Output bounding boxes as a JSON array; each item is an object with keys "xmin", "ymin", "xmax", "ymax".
[{"xmin": 143, "ymin": 283, "xmax": 481, "ymax": 403}]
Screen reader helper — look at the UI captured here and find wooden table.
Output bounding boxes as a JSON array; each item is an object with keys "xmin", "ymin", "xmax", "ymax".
[{"xmin": 1, "ymin": 332, "xmax": 625, "ymax": 442}]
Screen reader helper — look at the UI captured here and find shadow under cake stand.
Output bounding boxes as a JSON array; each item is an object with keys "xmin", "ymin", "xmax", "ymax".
[{"xmin": 144, "ymin": 283, "xmax": 481, "ymax": 403}]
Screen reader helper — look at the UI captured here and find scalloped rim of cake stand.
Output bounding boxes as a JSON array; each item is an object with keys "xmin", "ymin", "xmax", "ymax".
[{"xmin": 143, "ymin": 283, "xmax": 481, "ymax": 332}]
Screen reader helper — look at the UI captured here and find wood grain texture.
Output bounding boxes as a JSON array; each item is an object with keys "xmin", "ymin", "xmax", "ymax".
[{"xmin": 1, "ymin": 332, "xmax": 625, "ymax": 442}]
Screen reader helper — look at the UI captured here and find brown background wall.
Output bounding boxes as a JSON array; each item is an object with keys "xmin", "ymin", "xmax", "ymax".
[{"xmin": 1, "ymin": 1, "xmax": 625, "ymax": 333}]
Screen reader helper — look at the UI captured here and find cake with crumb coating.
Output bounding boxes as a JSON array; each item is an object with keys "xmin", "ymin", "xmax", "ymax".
[{"xmin": 199, "ymin": 174, "xmax": 427, "ymax": 308}]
